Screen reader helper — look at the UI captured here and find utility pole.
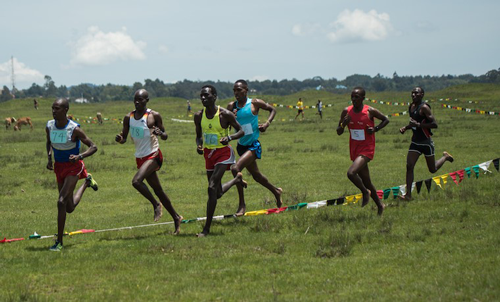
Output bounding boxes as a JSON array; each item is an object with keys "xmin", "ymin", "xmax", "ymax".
[{"xmin": 11, "ymin": 56, "xmax": 16, "ymax": 93}]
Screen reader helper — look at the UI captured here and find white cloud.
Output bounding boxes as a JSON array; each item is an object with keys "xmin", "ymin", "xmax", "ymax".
[
  {"xmin": 0, "ymin": 58, "xmax": 44, "ymax": 87},
  {"xmin": 158, "ymin": 45, "xmax": 169, "ymax": 54},
  {"xmin": 327, "ymin": 9, "xmax": 394, "ymax": 43},
  {"xmin": 250, "ymin": 75, "xmax": 270, "ymax": 82},
  {"xmin": 291, "ymin": 23, "xmax": 322, "ymax": 37},
  {"xmin": 70, "ymin": 26, "xmax": 146, "ymax": 66}
]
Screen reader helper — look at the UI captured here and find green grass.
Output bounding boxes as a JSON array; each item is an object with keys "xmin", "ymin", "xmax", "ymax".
[{"xmin": 1, "ymin": 84, "xmax": 500, "ymax": 301}]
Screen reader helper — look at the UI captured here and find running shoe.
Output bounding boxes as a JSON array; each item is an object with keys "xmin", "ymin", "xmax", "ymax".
[
  {"xmin": 49, "ymin": 241, "xmax": 63, "ymax": 252},
  {"xmin": 87, "ymin": 174, "xmax": 98, "ymax": 191}
]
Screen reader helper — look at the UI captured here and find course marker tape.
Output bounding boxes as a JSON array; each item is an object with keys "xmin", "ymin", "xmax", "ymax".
[{"xmin": 2, "ymin": 158, "xmax": 498, "ymax": 244}]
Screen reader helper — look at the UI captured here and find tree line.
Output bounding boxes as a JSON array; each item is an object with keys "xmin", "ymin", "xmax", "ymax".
[{"xmin": 2, "ymin": 68, "xmax": 500, "ymax": 103}]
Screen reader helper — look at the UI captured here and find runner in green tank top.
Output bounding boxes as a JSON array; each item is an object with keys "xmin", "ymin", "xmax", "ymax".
[{"xmin": 194, "ymin": 85, "xmax": 247, "ymax": 237}]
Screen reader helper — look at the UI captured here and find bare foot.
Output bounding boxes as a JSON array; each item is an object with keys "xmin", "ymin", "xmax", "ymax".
[
  {"xmin": 377, "ymin": 203, "xmax": 386, "ymax": 216},
  {"xmin": 397, "ymin": 195, "xmax": 413, "ymax": 201},
  {"xmin": 275, "ymin": 187, "xmax": 283, "ymax": 208},
  {"xmin": 196, "ymin": 230, "xmax": 209, "ymax": 238},
  {"xmin": 361, "ymin": 189, "xmax": 371, "ymax": 207},
  {"xmin": 235, "ymin": 205, "xmax": 246, "ymax": 217},
  {"xmin": 154, "ymin": 204, "xmax": 163, "ymax": 222},
  {"xmin": 173, "ymin": 215, "xmax": 183, "ymax": 235},
  {"xmin": 443, "ymin": 151, "xmax": 454, "ymax": 163},
  {"xmin": 236, "ymin": 172, "xmax": 248, "ymax": 188}
]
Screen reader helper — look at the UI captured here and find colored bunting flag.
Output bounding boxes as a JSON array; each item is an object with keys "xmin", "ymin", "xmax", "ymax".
[
  {"xmin": 425, "ymin": 179, "xmax": 432, "ymax": 193},
  {"xmin": 473, "ymin": 165, "xmax": 480, "ymax": 178},
  {"xmin": 465, "ymin": 167, "xmax": 471, "ymax": 178},
  {"xmin": 433, "ymin": 176, "xmax": 443, "ymax": 189},
  {"xmin": 416, "ymin": 180, "xmax": 423, "ymax": 194},
  {"xmin": 478, "ymin": 160, "xmax": 493, "ymax": 173},
  {"xmin": 494, "ymin": 158, "xmax": 499, "ymax": 171},
  {"xmin": 449, "ymin": 172, "xmax": 459, "ymax": 185},
  {"xmin": 392, "ymin": 187, "xmax": 399, "ymax": 198},
  {"xmin": 383, "ymin": 188, "xmax": 391, "ymax": 199}
]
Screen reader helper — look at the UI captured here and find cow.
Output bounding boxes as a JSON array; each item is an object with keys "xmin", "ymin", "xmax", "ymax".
[
  {"xmin": 5, "ymin": 117, "xmax": 16, "ymax": 130},
  {"xmin": 14, "ymin": 117, "xmax": 33, "ymax": 131},
  {"xmin": 96, "ymin": 112, "xmax": 103, "ymax": 125}
]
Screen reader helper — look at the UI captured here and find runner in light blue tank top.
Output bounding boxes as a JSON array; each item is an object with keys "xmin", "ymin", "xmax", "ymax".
[
  {"xmin": 235, "ymin": 98, "xmax": 260, "ymax": 146},
  {"xmin": 228, "ymin": 79, "xmax": 283, "ymax": 217}
]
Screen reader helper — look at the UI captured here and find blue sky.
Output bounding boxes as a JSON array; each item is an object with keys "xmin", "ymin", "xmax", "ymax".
[{"xmin": 1, "ymin": 0, "xmax": 499, "ymax": 89}]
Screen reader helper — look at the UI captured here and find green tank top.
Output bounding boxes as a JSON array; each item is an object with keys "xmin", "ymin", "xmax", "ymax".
[{"xmin": 201, "ymin": 106, "xmax": 228, "ymax": 149}]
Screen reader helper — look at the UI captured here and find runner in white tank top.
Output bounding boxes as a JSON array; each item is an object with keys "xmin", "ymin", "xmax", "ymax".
[{"xmin": 116, "ymin": 89, "xmax": 183, "ymax": 234}]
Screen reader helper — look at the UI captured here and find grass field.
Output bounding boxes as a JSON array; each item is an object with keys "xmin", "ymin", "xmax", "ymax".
[{"xmin": 1, "ymin": 83, "xmax": 500, "ymax": 301}]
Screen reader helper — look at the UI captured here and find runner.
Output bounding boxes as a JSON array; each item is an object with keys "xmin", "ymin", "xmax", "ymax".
[
  {"xmin": 115, "ymin": 89, "xmax": 183, "ymax": 234},
  {"xmin": 337, "ymin": 87, "xmax": 388, "ymax": 215},
  {"xmin": 399, "ymin": 87, "xmax": 454, "ymax": 200},
  {"xmin": 194, "ymin": 85, "xmax": 246, "ymax": 237},
  {"xmin": 46, "ymin": 98, "xmax": 98, "ymax": 251},
  {"xmin": 295, "ymin": 98, "xmax": 305, "ymax": 120},
  {"xmin": 228, "ymin": 79, "xmax": 283, "ymax": 216}
]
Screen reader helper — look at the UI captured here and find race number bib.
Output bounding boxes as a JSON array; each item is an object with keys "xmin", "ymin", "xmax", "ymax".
[
  {"xmin": 50, "ymin": 130, "xmax": 68, "ymax": 144},
  {"xmin": 241, "ymin": 123, "xmax": 254, "ymax": 136},
  {"xmin": 203, "ymin": 133, "xmax": 219, "ymax": 146},
  {"xmin": 350, "ymin": 129, "xmax": 365, "ymax": 141},
  {"xmin": 130, "ymin": 126, "xmax": 145, "ymax": 139}
]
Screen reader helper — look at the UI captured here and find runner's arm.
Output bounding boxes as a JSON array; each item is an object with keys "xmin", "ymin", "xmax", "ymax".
[
  {"xmin": 194, "ymin": 111, "xmax": 204, "ymax": 154},
  {"xmin": 45, "ymin": 127, "xmax": 53, "ymax": 170},
  {"xmin": 254, "ymin": 99, "xmax": 276, "ymax": 132},
  {"xmin": 337, "ymin": 108, "xmax": 349, "ymax": 135},
  {"xmin": 368, "ymin": 107, "xmax": 389, "ymax": 134},
  {"xmin": 115, "ymin": 115, "xmax": 130, "ymax": 144},
  {"xmin": 152, "ymin": 111, "xmax": 168, "ymax": 141}
]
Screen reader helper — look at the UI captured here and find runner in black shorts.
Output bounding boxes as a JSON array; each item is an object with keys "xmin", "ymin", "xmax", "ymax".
[{"xmin": 399, "ymin": 87, "xmax": 454, "ymax": 200}]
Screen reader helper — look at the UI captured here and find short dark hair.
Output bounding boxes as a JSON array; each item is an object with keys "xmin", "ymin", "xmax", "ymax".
[
  {"xmin": 202, "ymin": 85, "xmax": 217, "ymax": 97},
  {"xmin": 235, "ymin": 79, "xmax": 248, "ymax": 87},
  {"xmin": 55, "ymin": 98, "xmax": 69, "ymax": 109},
  {"xmin": 414, "ymin": 86, "xmax": 425, "ymax": 94},
  {"xmin": 352, "ymin": 87, "xmax": 366, "ymax": 97}
]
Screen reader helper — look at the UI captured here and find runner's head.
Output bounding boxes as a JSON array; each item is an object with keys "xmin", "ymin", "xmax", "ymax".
[
  {"xmin": 351, "ymin": 87, "xmax": 365, "ymax": 108},
  {"xmin": 411, "ymin": 87, "xmax": 424, "ymax": 102},
  {"xmin": 200, "ymin": 85, "xmax": 217, "ymax": 108},
  {"xmin": 233, "ymin": 79, "xmax": 248, "ymax": 102},
  {"xmin": 134, "ymin": 89, "xmax": 149, "ymax": 111}
]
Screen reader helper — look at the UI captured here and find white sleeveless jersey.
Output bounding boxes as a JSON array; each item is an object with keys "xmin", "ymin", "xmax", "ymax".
[
  {"xmin": 47, "ymin": 119, "xmax": 80, "ymax": 162},
  {"xmin": 129, "ymin": 109, "xmax": 159, "ymax": 158}
]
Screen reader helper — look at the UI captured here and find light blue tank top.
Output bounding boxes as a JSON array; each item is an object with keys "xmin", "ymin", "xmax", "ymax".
[
  {"xmin": 47, "ymin": 119, "xmax": 81, "ymax": 163},
  {"xmin": 235, "ymin": 98, "xmax": 259, "ymax": 146}
]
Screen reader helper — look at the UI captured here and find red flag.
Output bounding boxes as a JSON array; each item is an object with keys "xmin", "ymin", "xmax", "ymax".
[
  {"xmin": 267, "ymin": 207, "xmax": 287, "ymax": 214},
  {"xmin": 449, "ymin": 172, "xmax": 459, "ymax": 185},
  {"xmin": 377, "ymin": 190, "xmax": 383, "ymax": 200},
  {"xmin": 456, "ymin": 170, "xmax": 465, "ymax": 183}
]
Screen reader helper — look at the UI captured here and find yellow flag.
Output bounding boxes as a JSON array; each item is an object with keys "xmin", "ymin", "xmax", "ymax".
[
  {"xmin": 354, "ymin": 194, "xmax": 362, "ymax": 204},
  {"xmin": 432, "ymin": 176, "xmax": 442, "ymax": 189},
  {"xmin": 440, "ymin": 174, "xmax": 448, "ymax": 187},
  {"xmin": 245, "ymin": 210, "xmax": 268, "ymax": 216},
  {"xmin": 345, "ymin": 195, "xmax": 355, "ymax": 204}
]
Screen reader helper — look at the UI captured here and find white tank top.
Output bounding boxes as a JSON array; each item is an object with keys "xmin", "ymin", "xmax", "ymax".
[{"xmin": 129, "ymin": 109, "xmax": 159, "ymax": 158}]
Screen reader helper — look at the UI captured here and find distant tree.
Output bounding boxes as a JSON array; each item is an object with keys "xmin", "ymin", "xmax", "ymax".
[
  {"xmin": 44, "ymin": 75, "xmax": 57, "ymax": 97},
  {"xmin": 1, "ymin": 86, "xmax": 13, "ymax": 102}
]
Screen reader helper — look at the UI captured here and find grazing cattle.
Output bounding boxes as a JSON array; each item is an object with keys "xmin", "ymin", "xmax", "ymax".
[
  {"xmin": 14, "ymin": 117, "xmax": 33, "ymax": 131},
  {"xmin": 5, "ymin": 117, "xmax": 16, "ymax": 130},
  {"xmin": 96, "ymin": 112, "xmax": 103, "ymax": 125}
]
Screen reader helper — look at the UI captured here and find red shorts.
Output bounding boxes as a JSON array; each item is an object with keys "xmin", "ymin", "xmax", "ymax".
[
  {"xmin": 204, "ymin": 146, "xmax": 235, "ymax": 171},
  {"xmin": 350, "ymin": 143, "xmax": 374, "ymax": 161},
  {"xmin": 54, "ymin": 160, "xmax": 88, "ymax": 183},
  {"xmin": 136, "ymin": 150, "xmax": 163, "ymax": 170}
]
